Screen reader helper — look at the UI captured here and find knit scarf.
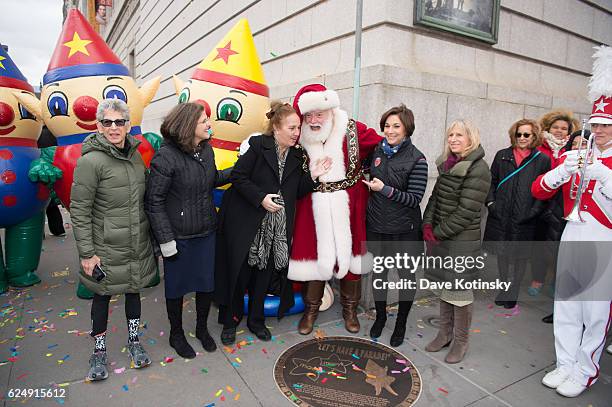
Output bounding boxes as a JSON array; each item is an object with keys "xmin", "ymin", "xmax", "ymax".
[
  {"xmin": 248, "ymin": 140, "xmax": 289, "ymax": 272},
  {"xmin": 543, "ymin": 131, "xmax": 567, "ymax": 159}
]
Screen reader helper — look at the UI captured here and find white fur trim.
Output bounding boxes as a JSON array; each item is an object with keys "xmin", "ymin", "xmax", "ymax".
[
  {"xmin": 288, "ymin": 259, "xmax": 332, "ymax": 281},
  {"xmin": 298, "ymin": 90, "xmax": 340, "ymax": 114}
]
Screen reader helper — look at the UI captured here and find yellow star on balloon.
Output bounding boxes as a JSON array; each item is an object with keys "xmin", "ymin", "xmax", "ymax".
[
  {"xmin": 0, "ymin": 56, "xmax": 6, "ymax": 70},
  {"xmin": 63, "ymin": 32, "xmax": 92, "ymax": 58}
]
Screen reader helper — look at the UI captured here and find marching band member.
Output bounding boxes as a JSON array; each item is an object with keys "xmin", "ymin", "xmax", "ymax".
[{"xmin": 532, "ymin": 46, "xmax": 612, "ymax": 398}]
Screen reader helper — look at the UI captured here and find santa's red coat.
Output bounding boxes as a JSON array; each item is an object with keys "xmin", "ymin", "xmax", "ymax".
[{"xmin": 288, "ymin": 109, "xmax": 381, "ymax": 281}]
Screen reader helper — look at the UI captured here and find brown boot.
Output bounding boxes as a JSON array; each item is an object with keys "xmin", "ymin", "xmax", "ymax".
[
  {"xmin": 298, "ymin": 281, "xmax": 326, "ymax": 335},
  {"xmin": 425, "ymin": 300, "xmax": 454, "ymax": 352},
  {"xmin": 445, "ymin": 303, "xmax": 473, "ymax": 364},
  {"xmin": 340, "ymin": 278, "xmax": 361, "ymax": 333}
]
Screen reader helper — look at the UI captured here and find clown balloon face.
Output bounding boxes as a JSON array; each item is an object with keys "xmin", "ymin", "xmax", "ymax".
[
  {"xmin": 42, "ymin": 74, "xmax": 155, "ymax": 136},
  {"xmin": 0, "ymin": 88, "xmax": 41, "ymax": 141},
  {"xmin": 176, "ymin": 79, "xmax": 269, "ymax": 144}
]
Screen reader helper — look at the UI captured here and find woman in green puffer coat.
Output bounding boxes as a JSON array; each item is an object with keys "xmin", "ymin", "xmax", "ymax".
[
  {"xmin": 71, "ymin": 99, "xmax": 157, "ymax": 382},
  {"xmin": 421, "ymin": 119, "xmax": 491, "ymax": 364}
]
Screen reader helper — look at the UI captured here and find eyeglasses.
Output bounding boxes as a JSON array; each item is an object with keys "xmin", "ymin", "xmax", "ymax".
[
  {"xmin": 99, "ymin": 119, "xmax": 128, "ymax": 128},
  {"xmin": 515, "ymin": 132, "xmax": 532, "ymax": 138}
]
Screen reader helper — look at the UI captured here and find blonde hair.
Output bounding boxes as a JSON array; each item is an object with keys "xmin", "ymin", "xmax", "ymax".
[{"xmin": 443, "ymin": 119, "xmax": 481, "ymax": 159}]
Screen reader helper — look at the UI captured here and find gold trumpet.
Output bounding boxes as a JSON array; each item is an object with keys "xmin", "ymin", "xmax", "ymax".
[{"xmin": 564, "ymin": 119, "xmax": 593, "ymax": 223}]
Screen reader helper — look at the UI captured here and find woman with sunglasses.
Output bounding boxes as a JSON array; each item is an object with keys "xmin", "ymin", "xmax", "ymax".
[
  {"xmin": 71, "ymin": 99, "xmax": 157, "ymax": 381},
  {"xmin": 483, "ymin": 119, "xmax": 551, "ymax": 308}
]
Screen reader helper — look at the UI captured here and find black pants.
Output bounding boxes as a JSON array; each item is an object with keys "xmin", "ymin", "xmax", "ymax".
[
  {"xmin": 46, "ymin": 201, "xmax": 65, "ymax": 236},
  {"xmin": 91, "ymin": 293, "xmax": 141, "ymax": 336},
  {"xmin": 498, "ymin": 256, "xmax": 528, "ymax": 301},
  {"xmin": 367, "ymin": 230, "xmax": 420, "ymax": 302},
  {"xmin": 223, "ymin": 258, "xmax": 273, "ymax": 331}
]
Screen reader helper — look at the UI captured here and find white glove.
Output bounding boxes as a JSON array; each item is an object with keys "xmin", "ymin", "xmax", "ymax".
[
  {"xmin": 543, "ymin": 150, "xmax": 579, "ymax": 188},
  {"xmin": 585, "ymin": 159, "xmax": 612, "ymax": 199},
  {"xmin": 160, "ymin": 240, "xmax": 178, "ymax": 257}
]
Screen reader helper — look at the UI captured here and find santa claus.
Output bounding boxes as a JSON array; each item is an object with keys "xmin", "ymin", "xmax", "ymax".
[{"xmin": 288, "ymin": 84, "xmax": 381, "ymax": 334}]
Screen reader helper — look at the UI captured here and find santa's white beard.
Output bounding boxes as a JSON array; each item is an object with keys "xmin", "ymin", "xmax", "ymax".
[{"xmin": 300, "ymin": 118, "xmax": 333, "ymax": 144}]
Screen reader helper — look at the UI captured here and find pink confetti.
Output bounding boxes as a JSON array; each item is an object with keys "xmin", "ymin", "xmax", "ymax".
[
  {"xmin": 164, "ymin": 357, "xmax": 174, "ymax": 363},
  {"xmin": 402, "ymin": 366, "xmax": 410, "ymax": 372},
  {"xmin": 321, "ymin": 378, "xmax": 328, "ymax": 384},
  {"xmin": 391, "ymin": 370, "xmax": 401, "ymax": 374},
  {"xmin": 396, "ymin": 359, "xmax": 406, "ymax": 364},
  {"xmin": 159, "ymin": 331, "xmax": 164, "ymax": 336},
  {"xmin": 131, "ymin": 376, "xmax": 138, "ymax": 384},
  {"xmin": 114, "ymin": 367, "xmax": 125, "ymax": 374}
]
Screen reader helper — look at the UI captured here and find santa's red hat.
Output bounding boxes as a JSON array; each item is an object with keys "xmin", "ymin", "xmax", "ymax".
[
  {"xmin": 587, "ymin": 46, "xmax": 612, "ymax": 125},
  {"xmin": 293, "ymin": 84, "xmax": 340, "ymax": 118}
]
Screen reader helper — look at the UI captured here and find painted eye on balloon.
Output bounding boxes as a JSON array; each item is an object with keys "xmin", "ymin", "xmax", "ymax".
[
  {"xmin": 18, "ymin": 104, "xmax": 36, "ymax": 120},
  {"xmin": 47, "ymin": 92, "xmax": 69, "ymax": 117},
  {"xmin": 178, "ymin": 88, "xmax": 190, "ymax": 104},
  {"xmin": 103, "ymin": 85, "xmax": 128, "ymax": 103},
  {"xmin": 216, "ymin": 98, "xmax": 242, "ymax": 123}
]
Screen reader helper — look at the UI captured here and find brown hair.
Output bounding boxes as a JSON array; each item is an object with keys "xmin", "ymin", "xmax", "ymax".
[
  {"xmin": 379, "ymin": 104, "xmax": 415, "ymax": 137},
  {"xmin": 160, "ymin": 102, "xmax": 204, "ymax": 153},
  {"xmin": 538, "ymin": 109, "xmax": 580, "ymax": 134},
  {"xmin": 508, "ymin": 118, "xmax": 541, "ymax": 149},
  {"xmin": 265, "ymin": 101, "xmax": 297, "ymax": 135}
]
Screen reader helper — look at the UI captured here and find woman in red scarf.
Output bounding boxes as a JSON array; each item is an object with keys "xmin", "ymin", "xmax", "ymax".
[{"xmin": 483, "ymin": 119, "xmax": 551, "ymax": 308}]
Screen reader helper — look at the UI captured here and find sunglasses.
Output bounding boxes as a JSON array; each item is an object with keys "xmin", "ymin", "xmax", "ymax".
[
  {"xmin": 99, "ymin": 119, "xmax": 128, "ymax": 128},
  {"xmin": 515, "ymin": 132, "xmax": 532, "ymax": 138}
]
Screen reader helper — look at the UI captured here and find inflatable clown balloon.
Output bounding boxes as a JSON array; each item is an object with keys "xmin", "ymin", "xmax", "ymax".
[
  {"xmin": 15, "ymin": 8, "xmax": 160, "ymax": 210},
  {"xmin": 15, "ymin": 9, "xmax": 161, "ymax": 299},
  {"xmin": 0, "ymin": 48, "xmax": 50, "ymax": 292},
  {"xmin": 172, "ymin": 18, "xmax": 269, "ymax": 206}
]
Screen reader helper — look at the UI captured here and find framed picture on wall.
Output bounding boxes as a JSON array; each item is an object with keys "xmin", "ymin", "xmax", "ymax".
[{"xmin": 414, "ymin": 0, "xmax": 501, "ymax": 44}]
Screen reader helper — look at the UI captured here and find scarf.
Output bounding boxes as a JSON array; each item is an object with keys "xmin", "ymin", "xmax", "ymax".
[
  {"xmin": 248, "ymin": 140, "xmax": 289, "ymax": 272},
  {"xmin": 381, "ymin": 138, "xmax": 407, "ymax": 158},
  {"xmin": 443, "ymin": 153, "xmax": 461, "ymax": 172},
  {"xmin": 512, "ymin": 147, "xmax": 531, "ymax": 166},
  {"xmin": 543, "ymin": 131, "xmax": 567, "ymax": 159}
]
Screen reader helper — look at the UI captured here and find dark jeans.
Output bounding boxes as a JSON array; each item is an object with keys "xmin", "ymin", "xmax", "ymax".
[
  {"xmin": 223, "ymin": 258, "xmax": 274, "ymax": 331},
  {"xmin": 91, "ymin": 293, "xmax": 141, "ymax": 336}
]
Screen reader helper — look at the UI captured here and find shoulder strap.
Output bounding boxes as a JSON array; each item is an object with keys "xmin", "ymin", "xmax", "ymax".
[{"xmin": 496, "ymin": 150, "xmax": 541, "ymax": 191}]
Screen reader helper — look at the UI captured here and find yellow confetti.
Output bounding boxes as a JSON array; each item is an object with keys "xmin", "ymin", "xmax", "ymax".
[
  {"xmin": 226, "ymin": 385, "xmax": 234, "ymax": 393},
  {"xmin": 58, "ymin": 383, "xmax": 69, "ymax": 387},
  {"xmin": 46, "ymin": 353, "xmax": 53, "ymax": 357},
  {"xmin": 235, "ymin": 358, "xmax": 242, "ymax": 363},
  {"xmin": 234, "ymin": 393, "xmax": 240, "ymax": 401},
  {"xmin": 215, "ymin": 389, "xmax": 223, "ymax": 397}
]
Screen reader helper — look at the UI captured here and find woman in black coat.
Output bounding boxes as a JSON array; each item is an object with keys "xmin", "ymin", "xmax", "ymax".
[
  {"xmin": 145, "ymin": 102, "xmax": 231, "ymax": 359},
  {"xmin": 484, "ymin": 118, "xmax": 550, "ymax": 308},
  {"xmin": 215, "ymin": 102, "xmax": 330, "ymax": 346}
]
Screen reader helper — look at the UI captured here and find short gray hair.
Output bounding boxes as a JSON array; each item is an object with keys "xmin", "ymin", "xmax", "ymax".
[{"xmin": 96, "ymin": 99, "xmax": 130, "ymax": 122}]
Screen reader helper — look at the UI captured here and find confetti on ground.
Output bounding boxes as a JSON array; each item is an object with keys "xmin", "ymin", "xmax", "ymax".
[
  {"xmin": 471, "ymin": 329, "xmax": 481, "ymax": 333},
  {"xmin": 164, "ymin": 357, "xmax": 174, "ymax": 363},
  {"xmin": 215, "ymin": 389, "xmax": 223, "ymax": 397},
  {"xmin": 438, "ymin": 387, "xmax": 448, "ymax": 395},
  {"xmin": 201, "ymin": 368, "xmax": 208, "ymax": 373},
  {"xmin": 16, "ymin": 372, "xmax": 28, "ymax": 380},
  {"xmin": 226, "ymin": 385, "xmax": 234, "ymax": 393},
  {"xmin": 122, "ymin": 384, "xmax": 129, "ymax": 392},
  {"xmin": 114, "ymin": 367, "xmax": 126, "ymax": 374},
  {"xmin": 261, "ymin": 348, "xmax": 267, "ymax": 354},
  {"xmin": 351, "ymin": 353, "xmax": 360, "ymax": 359},
  {"xmin": 391, "ymin": 370, "xmax": 401, "ymax": 374},
  {"xmin": 396, "ymin": 359, "xmax": 406, "ymax": 364},
  {"xmin": 52, "ymin": 270, "xmax": 70, "ymax": 278},
  {"xmin": 321, "ymin": 378, "xmax": 328, "ymax": 384},
  {"xmin": 234, "ymin": 394, "xmax": 240, "ymax": 401}
]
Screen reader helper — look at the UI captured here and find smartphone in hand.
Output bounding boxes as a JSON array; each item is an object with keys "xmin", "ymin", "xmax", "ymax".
[{"xmin": 92, "ymin": 264, "xmax": 106, "ymax": 282}]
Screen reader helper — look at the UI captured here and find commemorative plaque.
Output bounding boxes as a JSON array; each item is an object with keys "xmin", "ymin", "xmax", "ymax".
[{"xmin": 274, "ymin": 336, "xmax": 421, "ymax": 406}]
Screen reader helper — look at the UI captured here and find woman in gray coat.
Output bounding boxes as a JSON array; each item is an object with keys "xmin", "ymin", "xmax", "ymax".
[{"xmin": 71, "ymin": 99, "xmax": 157, "ymax": 382}]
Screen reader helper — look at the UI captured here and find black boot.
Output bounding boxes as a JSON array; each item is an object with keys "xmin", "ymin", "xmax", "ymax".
[
  {"xmin": 369, "ymin": 301, "xmax": 387, "ymax": 339},
  {"xmin": 390, "ymin": 301, "xmax": 412, "ymax": 347},
  {"xmin": 195, "ymin": 292, "xmax": 217, "ymax": 352},
  {"xmin": 166, "ymin": 298, "xmax": 196, "ymax": 359}
]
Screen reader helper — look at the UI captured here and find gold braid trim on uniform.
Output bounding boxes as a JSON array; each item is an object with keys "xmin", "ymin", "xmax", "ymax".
[{"xmin": 300, "ymin": 119, "xmax": 363, "ymax": 193}]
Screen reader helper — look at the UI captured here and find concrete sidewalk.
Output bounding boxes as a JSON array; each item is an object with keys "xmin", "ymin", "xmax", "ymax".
[{"xmin": 0, "ymin": 215, "xmax": 610, "ymax": 407}]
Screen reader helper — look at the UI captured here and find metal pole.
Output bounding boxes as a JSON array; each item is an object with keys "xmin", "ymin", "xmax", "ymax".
[{"xmin": 352, "ymin": 0, "xmax": 363, "ymax": 120}]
